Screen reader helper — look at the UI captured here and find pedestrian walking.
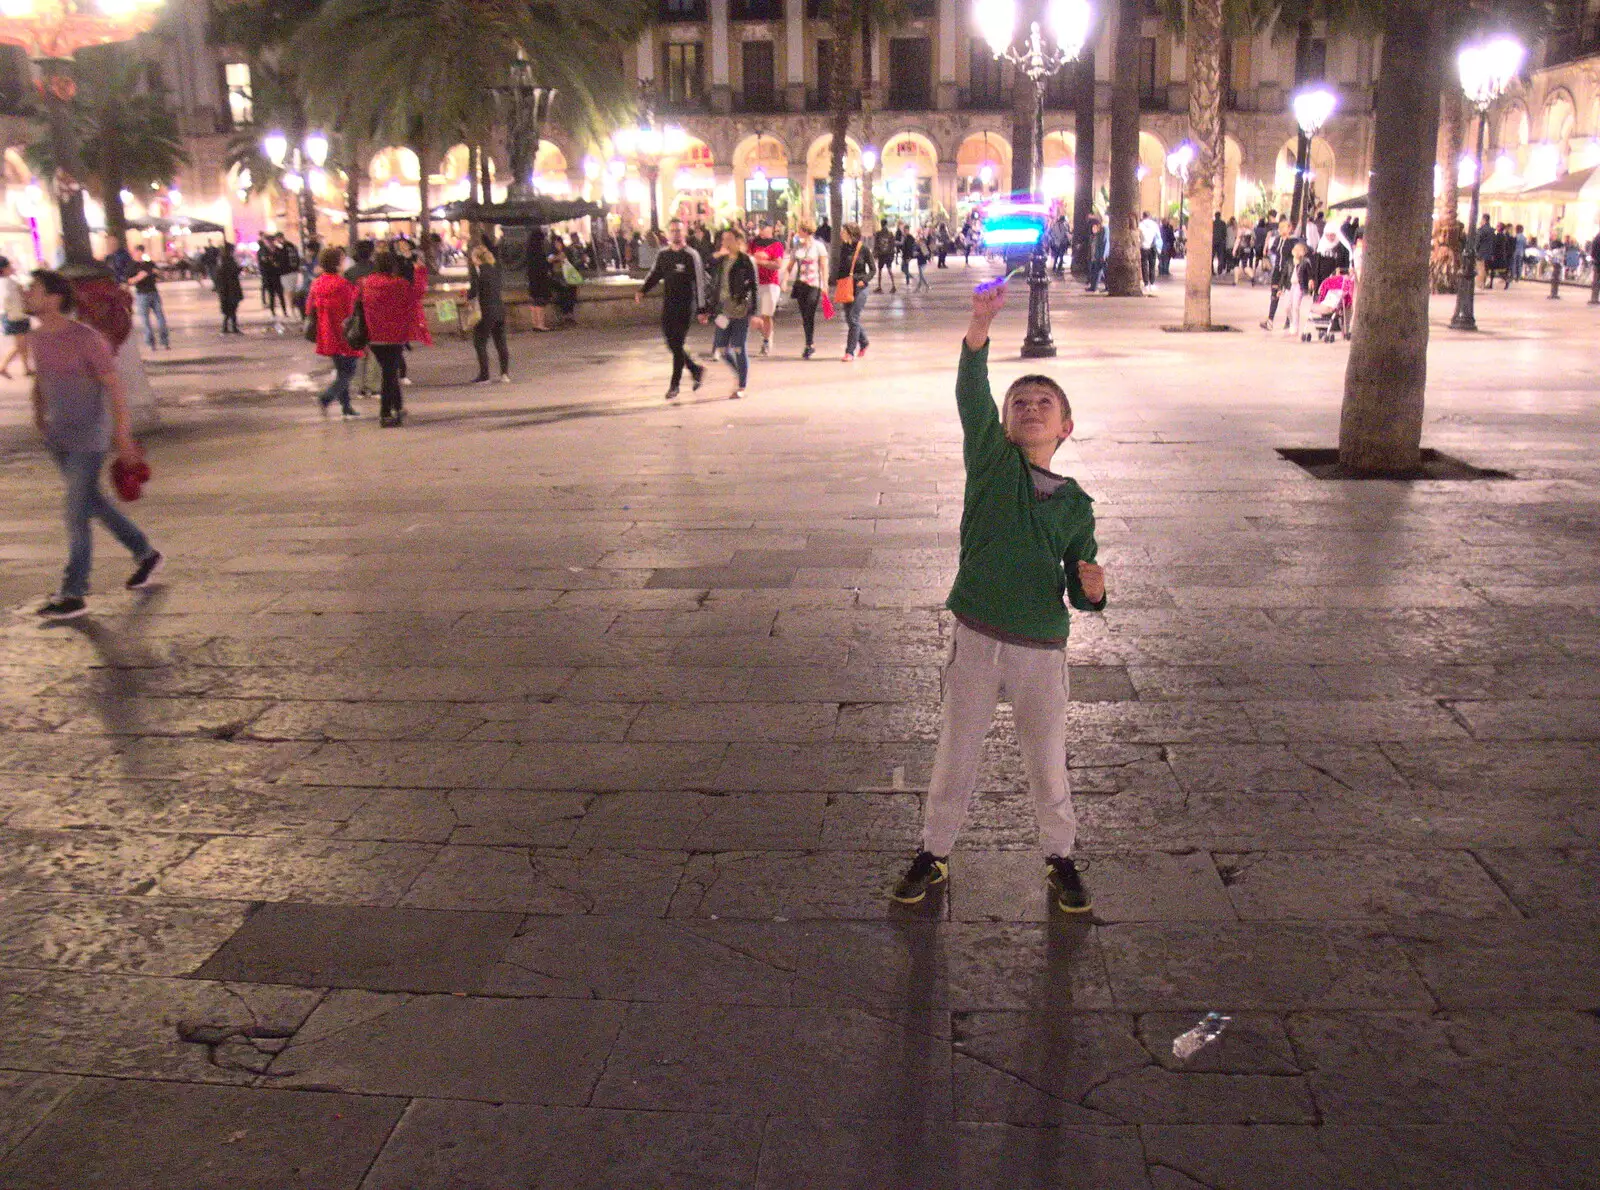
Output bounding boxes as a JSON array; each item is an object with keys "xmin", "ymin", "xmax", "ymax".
[
  {"xmin": 307, "ymin": 246, "xmax": 360, "ymax": 417},
  {"xmin": 889, "ymin": 276, "xmax": 1106, "ymax": 912},
  {"xmin": 749, "ymin": 220, "xmax": 785, "ymax": 356},
  {"xmin": 126, "ymin": 248, "xmax": 169, "ymax": 350},
  {"xmin": 259, "ymin": 234, "xmax": 287, "ymax": 320},
  {"xmin": 899, "ymin": 227, "xmax": 916, "ymax": 289},
  {"xmin": 27, "ymin": 269, "xmax": 164, "ymax": 620},
  {"xmin": 1286, "ymin": 242, "xmax": 1313, "ymax": 340},
  {"xmin": 1139, "ymin": 212, "xmax": 1161, "ymax": 291},
  {"xmin": 215, "ymin": 243, "xmax": 244, "ymax": 334},
  {"xmin": 343, "ymin": 241, "xmax": 378, "ymax": 395},
  {"xmin": 782, "ymin": 221, "xmax": 829, "ymax": 360},
  {"xmin": 635, "ymin": 218, "xmax": 706, "ymax": 400},
  {"xmin": 837, "ymin": 223, "xmax": 874, "ymax": 361},
  {"xmin": 703, "ymin": 228, "xmax": 757, "ymax": 400},
  {"xmin": 360, "ymin": 250, "xmax": 416, "ymax": 427},
  {"xmin": 0, "ymin": 256, "xmax": 33, "ymax": 377},
  {"xmin": 467, "ymin": 244, "xmax": 510, "ymax": 384},
  {"xmin": 1085, "ymin": 215, "xmax": 1107, "ymax": 293},
  {"xmin": 873, "ymin": 223, "xmax": 897, "ymax": 294}
]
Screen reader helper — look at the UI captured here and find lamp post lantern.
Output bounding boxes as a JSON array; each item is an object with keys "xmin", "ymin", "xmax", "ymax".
[
  {"xmin": 1165, "ymin": 141, "xmax": 1194, "ymax": 239},
  {"xmin": 974, "ymin": 0, "xmax": 1093, "ymax": 358},
  {"xmin": 1287, "ymin": 86, "xmax": 1336, "ymax": 238},
  {"xmin": 1450, "ymin": 34, "xmax": 1523, "ymax": 331},
  {"xmin": 0, "ymin": 0, "xmax": 167, "ymax": 265},
  {"xmin": 265, "ymin": 130, "xmax": 329, "ymax": 249},
  {"xmin": 614, "ymin": 113, "xmax": 688, "ymax": 233}
]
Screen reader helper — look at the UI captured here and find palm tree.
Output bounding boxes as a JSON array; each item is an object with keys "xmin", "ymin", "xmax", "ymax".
[
  {"xmin": 1104, "ymin": 0, "xmax": 1144, "ymax": 295},
  {"xmin": 292, "ymin": 0, "xmax": 645, "ymax": 268},
  {"xmin": 1071, "ymin": 53, "xmax": 1096, "ymax": 279},
  {"xmin": 825, "ymin": 0, "xmax": 906, "ymax": 235},
  {"xmin": 1321, "ymin": 0, "xmax": 1551, "ymax": 472},
  {"xmin": 1177, "ymin": 0, "xmax": 1225, "ymax": 329},
  {"xmin": 27, "ymin": 45, "xmax": 189, "ymax": 251}
]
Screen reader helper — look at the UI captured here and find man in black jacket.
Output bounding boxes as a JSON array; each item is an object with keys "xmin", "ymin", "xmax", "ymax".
[{"xmin": 635, "ymin": 218, "xmax": 705, "ymax": 400}]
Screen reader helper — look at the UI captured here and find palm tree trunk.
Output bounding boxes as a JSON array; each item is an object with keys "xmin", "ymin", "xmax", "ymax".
[
  {"xmin": 469, "ymin": 143, "xmax": 480, "ymax": 205},
  {"xmin": 827, "ymin": 0, "xmax": 858, "ymax": 236},
  {"xmin": 1071, "ymin": 58, "xmax": 1095, "ymax": 280},
  {"xmin": 1105, "ymin": 0, "xmax": 1143, "ymax": 296},
  {"xmin": 345, "ymin": 138, "xmax": 362, "ymax": 247},
  {"xmin": 415, "ymin": 143, "xmax": 435, "ymax": 274},
  {"xmin": 1182, "ymin": 0, "xmax": 1223, "ymax": 330},
  {"xmin": 1338, "ymin": 0, "xmax": 1446, "ymax": 474},
  {"xmin": 103, "ymin": 151, "xmax": 129, "ymax": 255},
  {"xmin": 1011, "ymin": 73, "xmax": 1037, "ymax": 194}
]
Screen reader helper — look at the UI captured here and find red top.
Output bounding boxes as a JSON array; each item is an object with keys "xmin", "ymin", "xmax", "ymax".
[
  {"xmin": 360, "ymin": 273, "xmax": 417, "ymax": 345},
  {"xmin": 409, "ymin": 263, "xmax": 433, "ymax": 346},
  {"xmin": 309, "ymin": 273, "xmax": 359, "ymax": 357},
  {"xmin": 753, "ymin": 239, "xmax": 784, "ymax": 287}
]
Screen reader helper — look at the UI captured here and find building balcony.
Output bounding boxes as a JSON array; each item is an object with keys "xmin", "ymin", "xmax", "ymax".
[
  {"xmin": 733, "ymin": 90, "xmax": 782, "ymax": 114},
  {"xmin": 731, "ymin": 0, "xmax": 783, "ymax": 18},
  {"xmin": 959, "ymin": 88, "xmax": 1008, "ymax": 112},
  {"xmin": 657, "ymin": 94, "xmax": 711, "ymax": 115},
  {"xmin": 658, "ymin": 0, "xmax": 707, "ymax": 21},
  {"xmin": 805, "ymin": 88, "xmax": 860, "ymax": 112}
]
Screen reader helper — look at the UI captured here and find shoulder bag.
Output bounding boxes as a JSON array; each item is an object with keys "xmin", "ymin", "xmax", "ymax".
[
  {"xmin": 834, "ymin": 244, "xmax": 861, "ymax": 306},
  {"xmin": 342, "ymin": 296, "xmax": 369, "ymax": 351}
]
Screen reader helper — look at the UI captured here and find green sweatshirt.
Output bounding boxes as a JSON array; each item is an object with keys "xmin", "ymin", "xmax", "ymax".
[{"xmin": 945, "ymin": 341, "xmax": 1104, "ymax": 642}]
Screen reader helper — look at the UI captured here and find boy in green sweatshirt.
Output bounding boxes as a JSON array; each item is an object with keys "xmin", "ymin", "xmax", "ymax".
[{"xmin": 891, "ymin": 277, "xmax": 1107, "ymax": 912}]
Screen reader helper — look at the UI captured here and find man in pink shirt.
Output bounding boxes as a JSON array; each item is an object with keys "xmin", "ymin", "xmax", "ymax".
[{"xmin": 749, "ymin": 220, "xmax": 785, "ymax": 356}]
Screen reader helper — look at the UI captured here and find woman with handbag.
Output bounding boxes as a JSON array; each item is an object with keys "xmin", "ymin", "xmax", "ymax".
[
  {"xmin": 307, "ymin": 246, "xmax": 361, "ymax": 417},
  {"xmin": 835, "ymin": 224, "xmax": 875, "ymax": 362},
  {"xmin": 359, "ymin": 251, "xmax": 416, "ymax": 427},
  {"xmin": 702, "ymin": 228, "xmax": 758, "ymax": 400},
  {"xmin": 781, "ymin": 221, "xmax": 828, "ymax": 360},
  {"xmin": 467, "ymin": 244, "xmax": 510, "ymax": 384}
]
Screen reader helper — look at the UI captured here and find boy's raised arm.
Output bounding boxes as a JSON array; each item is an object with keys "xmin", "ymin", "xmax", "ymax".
[{"xmin": 957, "ymin": 279, "xmax": 1010, "ymax": 462}]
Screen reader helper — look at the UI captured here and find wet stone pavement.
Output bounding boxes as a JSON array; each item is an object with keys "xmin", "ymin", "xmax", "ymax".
[{"xmin": 0, "ymin": 270, "xmax": 1597, "ymax": 1187}]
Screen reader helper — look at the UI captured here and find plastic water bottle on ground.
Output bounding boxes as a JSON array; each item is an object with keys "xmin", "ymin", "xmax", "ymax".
[{"xmin": 1171, "ymin": 1012, "xmax": 1231, "ymax": 1060}]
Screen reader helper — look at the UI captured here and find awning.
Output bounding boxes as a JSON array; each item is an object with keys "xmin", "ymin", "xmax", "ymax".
[
  {"xmin": 1327, "ymin": 193, "xmax": 1367, "ymax": 211},
  {"xmin": 1506, "ymin": 165, "xmax": 1600, "ymax": 203}
]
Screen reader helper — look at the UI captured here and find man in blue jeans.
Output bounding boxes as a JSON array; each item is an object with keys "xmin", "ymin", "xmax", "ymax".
[
  {"xmin": 127, "ymin": 248, "xmax": 169, "ymax": 350},
  {"xmin": 28, "ymin": 270, "xmax": 163, "ymax": 620}
]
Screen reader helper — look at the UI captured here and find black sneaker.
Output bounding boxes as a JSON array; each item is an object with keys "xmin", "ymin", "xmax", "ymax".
[
  {"xmin": 691, "ymin": 368, "xmax": 705, "ymax": 391},
  {"xmin": 664, "ymin": 387, "xmax": 679, "ymax": 401},
  {"xmin": 126, "ymin": 551, "xmax": 164, "ymax": 590},
  {"xmin": 37, "ymin": 596, "xmax": 87, "ymax": 621},
  {"xmin": 1046, "ymin": 855, "xmax": 1092, "ymax": 913},
  {"xmin": 890, "ymin": 851, "xmax": 948, "ymax": 904}
]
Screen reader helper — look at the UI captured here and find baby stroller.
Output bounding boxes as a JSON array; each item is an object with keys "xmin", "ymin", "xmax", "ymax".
[{"xmin": 1305, "ymin": 273, "xmax": 1355, "ymax": 342}]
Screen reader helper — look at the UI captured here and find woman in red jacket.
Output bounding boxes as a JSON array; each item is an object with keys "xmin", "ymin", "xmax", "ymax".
[
  {"xmin": 307, "ymin": 246, "xmax": 361, "ymax": 418},
  {"xmin": 360, "ymin": 250, "xmax": 417, "ymax": 427}
]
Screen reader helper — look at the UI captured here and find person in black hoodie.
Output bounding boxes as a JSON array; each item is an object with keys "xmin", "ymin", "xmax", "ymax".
[
  {"xmin": 635, "ymin": 217, "xmax": 705, "ymax": 399},
  {"xmin": 215, "ymin": 243, "xmax": 245, "ymax": 334},
  {"xmin": 702, "ymin": 227, "xmax": 758, "ymax": 400}
]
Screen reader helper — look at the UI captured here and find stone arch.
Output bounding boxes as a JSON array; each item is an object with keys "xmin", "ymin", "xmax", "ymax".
[
  {"xmin": 880, "ymin": 130, "xmax": 939, "ymax": 228},
  {"xmin": 1273, "ymin": 134, "xmax": 1335, "ymax": 214},
  {"xmin": 1138, "ymin": 129, "xmax": 1167, "ymax": 218},
  {"xmin": 1544, "ymin": 88, "xmax": 1577, "ymax": 143},
  {"xmin": 804, "ymin": 133, "xmax": 864, "ymax": 225},
  {"xmin": 956, "ymin": 131, "xmax": 1009, "ymax": 209},
  {"xmin": 732, "ymin": 133, "xmax": 791, "ymax": 218},
  {"xmin": 369, "ymin": 146, "xmax": 420, "ymax": 186},
  {"xmin": 1219, "ymin": 134, "xmax": 1243, "ymax": 218},
  {"xmin": 1500, "ymin": 102, "xmax": 1531, "ymax": 150}
]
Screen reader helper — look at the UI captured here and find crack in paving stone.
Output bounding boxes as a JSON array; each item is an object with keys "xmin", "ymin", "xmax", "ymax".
[{"xmin": 1143, "ymin": 1159, "xmax": 1226, "ymax": 1190}]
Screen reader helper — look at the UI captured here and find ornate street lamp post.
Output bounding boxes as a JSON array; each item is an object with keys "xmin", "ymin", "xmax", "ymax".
[
  {"xmin": 1287, "ymin": 86, "xmax": 1336, "ymax": 237},
  {"xmin": 0, "ymin": 0, "xmax": 166, "ymax": 266},
  {"xmin": 974, "ymin": 0, "xmax": 1093, "ymax": 359},
  {"xmin": 264, "ymin": 130, "xmax": 328, "ymax": 249},
  {"xmin": 614, "ymin": 114, "xmax": 688, "ymax": 234},
  {"xmin": 1450, "ymin": 34, "xmax": 1523, "ymax": 331}
]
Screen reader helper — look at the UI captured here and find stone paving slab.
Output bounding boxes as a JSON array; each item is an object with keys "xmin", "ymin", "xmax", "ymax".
[{"xmin": 0, "ymin": 270, "xmax": 1596, "ymax": 1184}]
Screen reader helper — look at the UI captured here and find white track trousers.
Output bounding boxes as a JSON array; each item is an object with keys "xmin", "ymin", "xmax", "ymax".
[{"xmin": 921, "ymin": 620, "xmax": 1076, "ymax": 858}]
